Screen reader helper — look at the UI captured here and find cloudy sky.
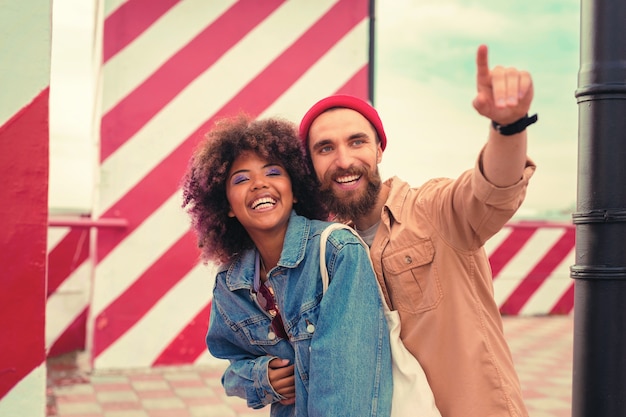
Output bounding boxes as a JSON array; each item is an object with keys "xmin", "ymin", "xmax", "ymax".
[{"xmin": 375, "ymin": 0, "xmax": 580, "ymax": 217}]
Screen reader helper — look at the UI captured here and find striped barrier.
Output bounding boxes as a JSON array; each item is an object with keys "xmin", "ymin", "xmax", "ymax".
[{"xmin": 486, "ymin": 221, "xmax": 575, "ymax": 316}]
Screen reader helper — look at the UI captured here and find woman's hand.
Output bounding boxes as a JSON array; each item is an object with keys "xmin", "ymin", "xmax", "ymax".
[{"xmin": 268, "ymin": 358, "xmax": 296, "ymax": 405}]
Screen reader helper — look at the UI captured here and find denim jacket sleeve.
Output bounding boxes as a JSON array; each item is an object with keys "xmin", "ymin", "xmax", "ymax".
[
  {"xmin": 221, "ymin": 354, "xmax": 282, "ymax": 409},
  {"xmin": 307, "ymin": 231, "xmax": 393, "ymax": 417},
  {"xmin": 206, "ymin": 294, "xmax": 283, "ymax": 409}
]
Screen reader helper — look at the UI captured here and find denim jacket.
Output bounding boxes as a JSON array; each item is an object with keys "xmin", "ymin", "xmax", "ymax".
[{"xmin": 207, "ymin": 211, "xmax": 392, "ymax": 417}]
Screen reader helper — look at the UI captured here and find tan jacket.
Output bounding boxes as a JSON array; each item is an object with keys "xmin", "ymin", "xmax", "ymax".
[{"xmin": 370, "ymin": 157, "xmax": 536, "ymax": 417}]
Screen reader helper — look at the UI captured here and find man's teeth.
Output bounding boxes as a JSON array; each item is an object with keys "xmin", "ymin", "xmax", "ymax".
[
  {"xmin": 336, "ymin": 174, "xmax": 360, "ymax": 184},
  {"xmin": 252, "ymin": 197, "xmax": 276, "ymax": 209}
]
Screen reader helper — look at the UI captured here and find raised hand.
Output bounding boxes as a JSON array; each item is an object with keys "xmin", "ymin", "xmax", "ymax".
[{"xmin": 472, "ymin": 44, "xmax": 533, "ymax": 126}]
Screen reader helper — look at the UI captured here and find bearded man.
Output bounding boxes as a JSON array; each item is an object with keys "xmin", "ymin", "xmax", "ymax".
[{"xmin": 298, "ymin": 44, "xmax": 537, "ymax": 417}]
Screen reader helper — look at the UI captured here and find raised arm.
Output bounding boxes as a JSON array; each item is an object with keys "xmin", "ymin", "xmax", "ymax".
[{"xmin": 472, "ymin": 44, "xmax": 535, "ymax": 187}]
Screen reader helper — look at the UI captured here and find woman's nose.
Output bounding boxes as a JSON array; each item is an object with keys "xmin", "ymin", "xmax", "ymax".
[{"xmin": 250, "ymin": 176, "xmax": 268, "ymax": 191}]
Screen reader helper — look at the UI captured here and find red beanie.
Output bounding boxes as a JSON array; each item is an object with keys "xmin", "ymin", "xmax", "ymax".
[{"xmin": 299, "ymin": 95, "xmax": 387, "ymax": 152}]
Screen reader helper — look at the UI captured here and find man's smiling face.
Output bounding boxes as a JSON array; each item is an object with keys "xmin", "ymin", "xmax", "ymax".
[{"xmin": 307, "ymin": 108, "xmax": 383, "ymax": 219}]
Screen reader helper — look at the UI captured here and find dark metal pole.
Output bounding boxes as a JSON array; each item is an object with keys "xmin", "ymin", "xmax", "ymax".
[
  {"xmin": 368, "ymin": 0, "xmax": 376, "ymax": 105},
  {"xmin": 572, "ymin": 0, "xmax": 626, "ymax": 416}
]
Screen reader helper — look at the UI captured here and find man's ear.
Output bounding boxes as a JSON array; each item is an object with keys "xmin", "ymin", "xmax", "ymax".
[{"xmin": 228, "ymin": 208, "xmax": 235, "ymax": 218}]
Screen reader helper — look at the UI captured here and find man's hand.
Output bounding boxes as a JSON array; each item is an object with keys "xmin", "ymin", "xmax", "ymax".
[
  {"xmin": 472, "ymin": 44, "xmax": 533, "ymax": 125},
  {"xmin": 268, "ymin": 358, "xmax": 296, "ymax": 405}
]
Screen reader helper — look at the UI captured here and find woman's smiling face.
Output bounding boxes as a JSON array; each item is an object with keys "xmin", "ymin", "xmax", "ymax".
[{"xmin": 226, "ymin": 151, "xmax": 295, "ymax": 236}]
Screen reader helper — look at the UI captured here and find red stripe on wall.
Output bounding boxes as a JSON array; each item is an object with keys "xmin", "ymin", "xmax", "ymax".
[
  {"xmin": 153, "ymin": 302, "xmax": 212, "ymax": 365},
  {"xmin": 334, "ymin": 64, "xmax": 369, "ymax": 98},
  {"xmin": 550, "ymin": 283, "xmax": 575, "ymax": 314},
  {"xmin": 95, "ymin": 157, "xmax": 192, "ymax": 262},
  {"xmin": 48, "ymin": 309, "xmax": 88, "ymax": 357},
  {"xmin": 93, "ymin": 232, "xmax": 199, "ymax": 357},
  {"xmin": 46, "ymin": 229, "xmax": 90, "ymax": 296},
  {"xmin": 0, "ymin": 88, "xmax": 49, "ymax": 399},
  {"xmin": 499, "ymin": 228, "xmax": 576, "ymax": 315},
  {"xmin": 101, "ymin": 0, "xmax": 285, "ymax": 162},
  {"xmin": 489, "ymin": 227, "xmax": 537, "ymax": 278},
  {"xmin": 103, "ymin": 0, "xmax": 181, "ymax": 62}
]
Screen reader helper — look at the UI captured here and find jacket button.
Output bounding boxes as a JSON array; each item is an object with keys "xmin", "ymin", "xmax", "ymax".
[
  {"xmin": 404, "ymin": 255, "xmax": 412, "ymax": 264},
  {"xmin": 306, "ymin": 324, "xmax": 315, "ymax": 333},
  {"xmin": 268, "ymin": 331, "xmax": 276, "ymax": 340}
]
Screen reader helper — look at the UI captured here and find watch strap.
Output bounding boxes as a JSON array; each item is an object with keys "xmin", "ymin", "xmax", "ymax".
[{"xmin": 492, "ymin": 113, "xmax": 538, "ymax": 136}]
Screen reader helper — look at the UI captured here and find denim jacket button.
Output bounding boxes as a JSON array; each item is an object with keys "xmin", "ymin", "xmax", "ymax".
[
  {"xmin": 306, "ymin": 324, "xmax": 315, "ymax": 333},
  {"xmin": 404, "ymin": 255, "xmax": 412, "ymax": 264},
  {"xmin": 268, "ymin": 331, "xmax": 276, "ymax": 340}
]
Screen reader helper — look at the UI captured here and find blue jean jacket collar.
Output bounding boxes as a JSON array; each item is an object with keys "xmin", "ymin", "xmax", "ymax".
[{"xmin": 224, "ymin": 210, "xmax": 309, "ymax": 291}]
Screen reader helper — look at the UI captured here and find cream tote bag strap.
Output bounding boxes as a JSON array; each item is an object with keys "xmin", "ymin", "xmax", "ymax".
[{"xmin": 319, "ymin": 223, "xmax": 441, "ymax": 417}]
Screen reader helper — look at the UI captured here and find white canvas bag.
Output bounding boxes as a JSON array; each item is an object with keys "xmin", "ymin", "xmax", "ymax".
[{"xmin": 319, "ymin": 223, "xmax": 441, "ymax": 417}]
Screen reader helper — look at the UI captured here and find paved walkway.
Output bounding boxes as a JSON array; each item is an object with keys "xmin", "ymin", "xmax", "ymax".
[{"xmin": 46, "ymin": 316, "xmax": 574, "ymax": 417}]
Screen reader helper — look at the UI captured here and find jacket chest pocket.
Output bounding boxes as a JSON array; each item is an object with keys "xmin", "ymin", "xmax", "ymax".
[
  {"xmin": 382, "ymin": 239, "xmax": 442, "ymax": 314},
  {"xmin": 237, "ymin": 315, "xmax": 284, "ymax": 348}
]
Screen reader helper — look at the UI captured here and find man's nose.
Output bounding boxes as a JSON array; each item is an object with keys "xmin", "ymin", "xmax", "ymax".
[{"xmin": 334, "ymin": 146, "xmax": 354, "ymax": 169}]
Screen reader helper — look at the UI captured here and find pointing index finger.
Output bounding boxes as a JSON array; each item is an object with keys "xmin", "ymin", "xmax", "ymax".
[{"xmin": 476, "ymin": 44, "xmax": 490, "ymax": 85}]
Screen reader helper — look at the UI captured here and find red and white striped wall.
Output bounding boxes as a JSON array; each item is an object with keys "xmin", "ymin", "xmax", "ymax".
[
  {"xmin": 47, "ymin": 0, "xmax": 373, "ymax": 370},
  {"xmin": 45, "ymin": 0, "xmax": 577, "ymax": 371},
  {"xmin": 0, "ymin": 1, "xmax": 50, "ymax": 415},
  {"xmin": 486, "ymin": 221, "xmax": 575, "ymax": 315}
]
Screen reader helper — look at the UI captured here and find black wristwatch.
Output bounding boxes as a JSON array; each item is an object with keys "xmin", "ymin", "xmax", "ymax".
[{"xmin": 492, "ymin": 114, "xmax": 538, "ymax": 136}]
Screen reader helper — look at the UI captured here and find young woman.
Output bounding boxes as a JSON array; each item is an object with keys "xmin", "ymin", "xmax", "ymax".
[{"xmin": 181, "ymin": 114, "xmax": 392, "ymax": 417}]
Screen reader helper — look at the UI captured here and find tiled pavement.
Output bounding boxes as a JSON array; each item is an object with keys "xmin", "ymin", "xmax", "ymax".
[
  {"xmin": 46, "ymin": 315, "xmax": 574, "ymax": 417},
  {"xmin": 504, "ymin": 316, "xmax": 573, "ymax": 417}
]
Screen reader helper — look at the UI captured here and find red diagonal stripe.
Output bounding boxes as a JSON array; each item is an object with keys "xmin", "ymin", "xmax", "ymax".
[
  {"xmin": 48, "ymin": 308, "xmax": 88, "ymax": 357},
  {"xmin": 101, "ymin": 0, "xmax": 285, "ymax": 162},
  {"xmin": 334, "ymin": 64, "xmax": 369, "ymax": 98},
  {"xmin": 499, "ymin": 228, "xmax": 576, "ymax": 315},
  {"xmin": 489, "ymin": 227, "xmax": 537, "ymax": 278},
  {"xmin": 46, "ymin": 229, "xmax": 90, "ymax": 296},
  {"xmin": 95, "ymin": 150, "xmax": 193, "ymax": 261},
  {"xmin": 92, "ymin": 232, "xmax": 199, "ymax": 358},
  {"xmin": 0, "ymin": 88, "xmax": 48, "ymax": 400},
  {"xmin": 152, "ymin": 302, "xmax": 212, "ymax": 366},
  {"xmin": 104, "ymin": 0, "xmax": 181, "ymax": 62},
  {"xmin": 550, "ymin": 283, "xmax": 575, "ymax": 314}
]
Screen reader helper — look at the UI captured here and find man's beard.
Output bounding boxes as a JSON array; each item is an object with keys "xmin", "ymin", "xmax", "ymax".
[{"xmin": 319, "ymin": 165, "xmax": 382, "ymax": 221}]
